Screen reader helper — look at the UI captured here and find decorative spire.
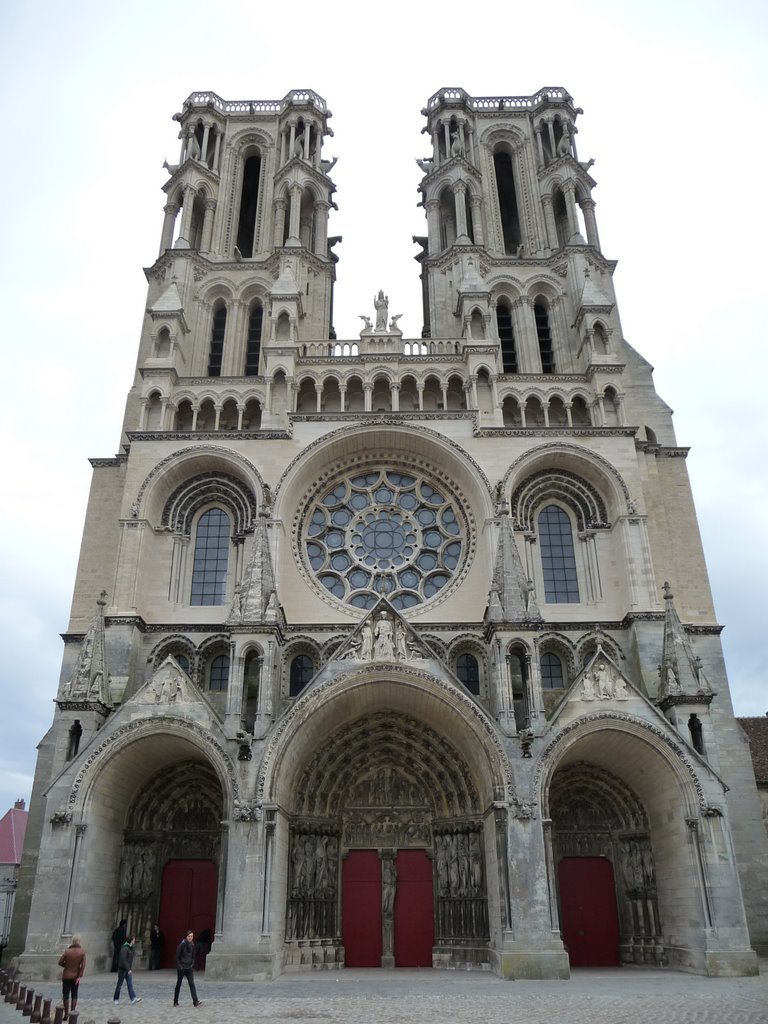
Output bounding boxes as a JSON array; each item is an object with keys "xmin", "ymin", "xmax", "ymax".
[
  {"xmin": 658, "ymin": 581, "xmax": 712, "ymax": 700},
  {"xmin": 61, "ymin": 591, "xmax": 112, "ymax": 706},
  {"xmin": 487, "ymin": 509, "xmax": 541, "ymax": 622},
  {"xmin": 229, "ymin": 509, "xmax": 277, "ymax": 625}
]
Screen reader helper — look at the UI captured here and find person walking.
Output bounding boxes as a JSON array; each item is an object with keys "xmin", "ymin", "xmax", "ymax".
[
  {"xmin": 173, "ymin": 930, "xmax": 201, "ymax": 1007},
  {"xmin": 113, "ymin": 935, "xmax": 142, "ymax": 1005},
  {"xmin": 149, "ymin": 923, "xmax": 164, "ymax": 970},
  {"xmin": 58, "ymin": 935, "xmax": 86, "ymax": 1021}
]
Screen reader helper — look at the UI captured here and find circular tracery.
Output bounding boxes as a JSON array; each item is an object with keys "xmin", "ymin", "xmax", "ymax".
[{"xmin": 303, "ymin": 469, "xmax": 465, "ymax": 611}]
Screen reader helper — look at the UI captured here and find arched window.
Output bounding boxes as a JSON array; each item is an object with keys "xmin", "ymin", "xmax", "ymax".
[
  {"xmin": 237, "ymin": 153, "xmax": 262, "ymax": 258},
  {"xmin": 190, "ymin": 508, "xmax": 230, "ymax": 605},
  {"xmin": 289, "ymin": 654, "xmax": 314, "ymax": 697},
  {"xmin": 493, "ymin": 148, "xmax": 521, "ymax": 255},
  {"xmin": 208, "ymin": 304, "xmax": 226, "ymax": 377},
  {"xmin": 534, "ymin": 301, "xmax": 555, "ymax": 373},
  {"xmin": 245, "ymin": 303, "xmax": 263, "ymax": 375},
  {"xmin": 541, "ymin": 651, "xmax": 565, "ymax": 689},
  {"xmin": 456, "ymin": 652, "xmax": 480, "ymax": 695},
  {"xmin": 243, "ymin": 650, "xmax": 261, "ymax": 732},
  {"xmin": 539, "ymin": 505, "xmax": 579, "ymax": 603},
  {"xmin": 208, "ymin": 653, "xmax": 230, "ymax": 692},
  {"xmin": 175, "ymin": 653, "xmax": 190, "ymax": 674},
  {"xmin": 496, "ymin": 302, "xmax": 518, "ymax": 372}
]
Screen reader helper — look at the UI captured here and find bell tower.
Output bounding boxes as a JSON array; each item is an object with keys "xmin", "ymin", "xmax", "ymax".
[
  {"xmin": 416, "ymin": 87, "xmax": 604, "ymax": 359},
  {"xmin": 127, "ymin": 89, "xmax": 338, "ymax": 438}
]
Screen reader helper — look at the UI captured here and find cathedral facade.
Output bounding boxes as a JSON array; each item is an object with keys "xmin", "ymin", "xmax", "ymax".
[{"xmin": 11, "ymin": 86, "xmax": 767, "ymax": 980}]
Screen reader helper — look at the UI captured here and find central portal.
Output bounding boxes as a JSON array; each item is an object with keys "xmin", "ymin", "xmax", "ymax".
[{"xmin": 342, "ymin": 849, "xmax": 433, "ymax": 967}]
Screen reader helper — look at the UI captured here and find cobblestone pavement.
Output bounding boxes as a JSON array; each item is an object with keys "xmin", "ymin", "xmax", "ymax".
[{"xmin": 2, "ymin": 964, "xmax": 766, "ymax": 1024}]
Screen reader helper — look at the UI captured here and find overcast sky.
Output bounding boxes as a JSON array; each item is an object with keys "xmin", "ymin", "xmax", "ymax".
[{"xmin": 1, "ymin": 0, "xmax": 766, "ymax": 813}]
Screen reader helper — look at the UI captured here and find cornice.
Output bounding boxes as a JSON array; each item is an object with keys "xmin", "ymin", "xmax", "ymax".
[
  {"xmin": 473, "ymin": 427, "xmax": 636, "ymax": 438},
  {"xmin": 127, "ymin": 430, "xmax": 292, "ymax": 441},
  {"xmin": 88, "ymin": 456, "xmax": 127, "ymax": 468},
  {"xmin": 420, "ymin": 245, "xmax": 617, "ymax": 275},
  {"xmin": 657, "ymin": 693, "xmax": 715, "ymax": 711},
  {"xmin": 585, "ymin": 363, "xmax": 625, "ymax": 376}
]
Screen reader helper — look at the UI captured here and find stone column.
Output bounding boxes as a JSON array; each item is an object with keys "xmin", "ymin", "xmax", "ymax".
[
  {"xmin": 200, "ymin": 198, "xmax": 216, "ymax": 254},
  {"xmin": 212, "ymin": 129, "xmax": 222, "ymax": 173},
  {"xmin": 274, "ymin": 198, "xmax": 287, "ymax": 248},
  {"xmin": 200, "ymin": 123, "xmax": 211, "ymax": 164},
  {"xmin": 452, "ymin": 181, "xmax": 470, "ymax": 243},
  {"xmin": 315, "ymin": 383, "xmax": 322, "ymax": 413},
  {"xmin": 546, "ymin": 120, "xmax": 556, "ymax": 162},
  {"xmin": 562, "ymin": 180, "xmax": 580, "ymax": 241},
  {"xmin": 363, "ymin": 382, "xmax": 373, "ymax": 412},
  {"xmin": 535, "ymin": 124, "xmax": 545, "ymax": 168},
  {"xmin": 286, "ymin": 184, "xmax": 302, "ymax": 246},
  {"xmin": 159, "ymin": 202, "xmax": 179, "ymax": 255},
  {"xmin": 339, "ymin": 385, "xmax": 346, "ymax": 412},
  {"xmin": 580, "ymin": 198, "xmax": 600, "ymax": 249},
  {"xmin": 469, "ymin": 194, "xmax": 484, "ymax": 246},
  {"xmin": 390, "ymin": 381, "xmax": 400, "ymax": 412},
  {"xmin": 541, "ymin": 195, "xmax": 557, "ymax": 251},
  {"xmin": 426, "ymin": 199, "xmax": 440, "ymax": 255},
  {"xmin": 313, "ymin": 200, "xmax": 330, "ymax": 256},
  {"xmin": 175, "ymin": 184, "xmax": 197, "ymax": 247}
]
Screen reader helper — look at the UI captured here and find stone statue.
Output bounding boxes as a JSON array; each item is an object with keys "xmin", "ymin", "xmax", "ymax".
[
  {"xmin": 389, "ymin": 314, "xmax": 403, "ymax": 332},
  {"xmin": 450, "ymin": 130, "xmax": 464, "ymax": 158},
  {"xmin": 374, "ymin": 612, "xmax": 395, "ymax": 659},
  {"xmin": 360, "ymin": 621, "xmax": 374, "ymax": 660},
  {"xmin": 358, "ymin": 314, "xmax": 372, "ymax": 330},
  {"xmin": 374, "ymin": 290, "xmax": 389, "ymax": 331}
]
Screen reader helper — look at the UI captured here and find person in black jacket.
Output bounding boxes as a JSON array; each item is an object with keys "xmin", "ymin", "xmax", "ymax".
[
  {"xmin": 113, "ymin": 936, "xmax": 142, "ymax": 1005},
  {"xmin": 173, "ymin": 930, "xmax": 201, "ymax": 1007},
  {"xmin": 110, "ymin": 919, "xmax": 127, "ymax": 972},
  {"xmin": 149, "ymin": 923, "xmax": 164, "ymax": 970}
]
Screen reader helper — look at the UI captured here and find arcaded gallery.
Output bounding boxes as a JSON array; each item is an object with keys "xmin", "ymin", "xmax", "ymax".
[{"xmin": 10, "ymin": 86, "xmax": 767, "ymax": 980}]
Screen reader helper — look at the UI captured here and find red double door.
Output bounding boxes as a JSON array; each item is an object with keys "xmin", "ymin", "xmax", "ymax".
[
  {"xmin": 157, "ymin": 859, "xmax": 218, "ymax": 968},
  {"xmin": 558, "ymin": 857, "xmax": 620, "ymax": 966},
  {"xmin": 342, "ymin": 849, "xmax": 434, "ymax": 967}
]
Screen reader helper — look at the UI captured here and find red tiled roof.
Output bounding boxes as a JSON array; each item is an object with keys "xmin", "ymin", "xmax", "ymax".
[
  {"xmin": 738, "ymin": 717, "xmax": 768, "ymax": 785},
  {"xmin": 0, "ymin": 806, "xmax": 28, "ymax": 865}
]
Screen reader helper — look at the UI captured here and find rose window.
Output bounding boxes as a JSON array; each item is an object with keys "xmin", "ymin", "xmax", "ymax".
[{"xmin": 303, "ymin": 469, "xmax": 465, "ymax": 610}]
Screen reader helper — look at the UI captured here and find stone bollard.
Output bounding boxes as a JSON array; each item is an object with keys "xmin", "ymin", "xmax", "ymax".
[
  {"xmin": 7, "ymin": 980, "xmax": 20, "ymax": 1004},
  {"xmin": 31, "ymin": 993, "xmax": 42, "ymax": 1023},
  {"xmin": 40, "ymin": 997, "xmax": 52, "ymax": 1024},
  {"xmin": 0, "ymin": 970, "xmax": 6, "ymax": 994},
  {"xmin": 52, "ymin": 1005, "xmax": 63, "ymax": 1024},
  {"xmin": 107, "ymin": 1016, "xmax": 121, "ymax": 1024},
  {"xmin": 68, "ymin": 1012, "xmax": 78, "ymax": 1024},
  {"xmin": 16, "ymin": 985, "xmax": 27, "ymax": 1010},
  {"xmin": 23, "ymin": 988, "xmax": 34, "ymax": 1015}
]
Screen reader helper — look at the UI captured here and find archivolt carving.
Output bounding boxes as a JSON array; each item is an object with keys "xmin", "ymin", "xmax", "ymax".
[
  {"xmin": 504, "ymin": 442, "xmax": 631, "ymax": 505},
  {"xmin": 534, "ymin": 711, "xmax": 706, "ymax": 808},
  {"xmin": 294, "ymin": 711, "xmax": 479, "ymax": 818},
  {"xmin": 257, "ymin": 665, "xmax": 513, "ymax": 805},
  {"xmin": 67, "ymin": 716, "xmax": 238, "ymax": 811},
  {"xmin": 162, "ymin": 471, "xmax": 257, "ymax": 536},
  {"xmin": 134, "ymin": 445, "xmax": 264, "ymax": 516},
  {"xmin": 511, "ymin": 468, "xmax": 608, "ymax": 531}
]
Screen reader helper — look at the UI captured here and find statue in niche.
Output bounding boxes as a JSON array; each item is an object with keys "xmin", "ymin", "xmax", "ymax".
[
  {"xmin": 373, "ymin": 612, "xmax": 395, "ymax": 660},
  {"xmin": 469, "ymin": 832, "xmax": 483, "ymax": 890},
  {"xmin": 360, "ymin": 620, "xmax": 374, "ymax": 660},
  {"xmin": 395, "ymin": 621, "xmax": 409, "ymax": 661},
  {"xmin": 293, "ymin": 129, "xmax": 305, "ymax": 160},
  {"xmin": 450, "ymin": 129, "xmax": 464, "ymax": 158},
  {"xmin": 374, "ymin": 290, "xmax": 389, "ymax": 331}
]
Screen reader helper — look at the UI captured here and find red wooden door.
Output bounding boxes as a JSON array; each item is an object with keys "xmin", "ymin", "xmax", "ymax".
[
  {"xmin": 558, "ymin": 857, "xmax": 620, "ymax": 967},
  {"xmin": 158, "ymin": 859, "xmax": 217, "ymax": 968},
  {"xmin": 394, "ymin": 849, "xmax": 434, "ymax": 967},
  {"xmin": 342, "ymin": 850, "xmax": 382, "ymax": 967}
]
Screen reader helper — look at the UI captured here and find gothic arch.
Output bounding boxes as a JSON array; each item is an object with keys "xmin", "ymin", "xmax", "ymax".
[
  {"xmin": 259, "ymin": 662, "xmax": 512, "ymax": 810},
  {"xmin": 135, "ymin": 444, "xmax": 265, "ymax": 523},
  {"xmin": 161, "ymin": 471, "xmax": 257, "ymax": 537},
  {"xmin": 503, "ymin": 442, "xmax": 631, "ymax": 516}
]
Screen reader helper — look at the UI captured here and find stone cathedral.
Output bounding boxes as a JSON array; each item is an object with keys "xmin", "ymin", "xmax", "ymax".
[{"xmin": 11, "ymin": 87, "xmax": 767, "ymax": 980}]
